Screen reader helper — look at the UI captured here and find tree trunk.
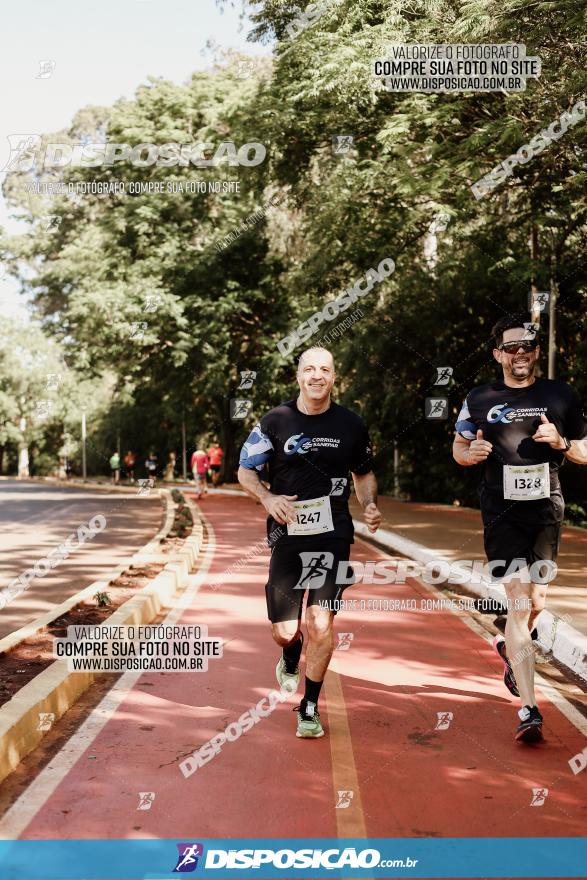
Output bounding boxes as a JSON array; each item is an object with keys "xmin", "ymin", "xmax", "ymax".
[
  {"xmin": 18, "ymin": 416, "xmax": 29, "ymax": 478},
  {"xmin": 219, "ymin": 400, "xmax": 238, "ymax": 483}
]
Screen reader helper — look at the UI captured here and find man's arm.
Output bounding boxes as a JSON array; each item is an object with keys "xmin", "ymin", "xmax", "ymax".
[
  {"xmin": 563, "ymin": 438, "xmax": 587, "ymax": 465},
  {"xmin": 238, "ymin": 465, "xmax": 272, "ymax": 504},
  {"xmin": 237, "ymin": 465, "xmax": 298, "ymax": 524},
  {"xmin": 351, "ymin": 471, "xmax": 381, "ymax": 533},
  {"xmin": 453, "ymin": 430, "xmax": 493, "ymax": 466},
  {"xmin": 533, "ymin": 414, "xmax": 587, "ymax": 464}
]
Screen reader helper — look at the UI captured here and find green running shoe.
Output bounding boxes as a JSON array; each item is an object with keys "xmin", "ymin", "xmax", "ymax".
[
  {"xmin": 295, "ymin": 702, "xmax": 324, "ymax": 738},
  {"xmin": 275, "ymin": 657, "xmax": 300, "ymax": 693}
]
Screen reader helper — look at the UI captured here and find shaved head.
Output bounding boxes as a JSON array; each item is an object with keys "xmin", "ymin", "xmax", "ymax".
[
  {"xmin": 296, "ymin": 346, "xmax": 336, "ymax": 414},
  {"xmin": 297, "ymin": 346, "xmax": 335, "ymax": 375}
]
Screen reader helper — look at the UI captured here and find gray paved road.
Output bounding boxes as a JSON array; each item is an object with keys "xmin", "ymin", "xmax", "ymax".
[{"xmin": 0, "ymin": 479, "xmax": 163, "ymax": 639}]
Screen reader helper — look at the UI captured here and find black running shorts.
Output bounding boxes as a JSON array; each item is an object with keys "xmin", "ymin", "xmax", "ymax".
[
  {"xmin": 481, "ymin": 490, "xmax": 563, "ymax": 581},
  {"xmin": 265, "ymin": 535, "xmax": 353, "ymax": 623}
]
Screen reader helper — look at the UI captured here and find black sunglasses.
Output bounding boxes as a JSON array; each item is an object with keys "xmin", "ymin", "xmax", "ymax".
[{"xmin": 499, "ymin": 339, "xmax": 539, "ymax": 354}]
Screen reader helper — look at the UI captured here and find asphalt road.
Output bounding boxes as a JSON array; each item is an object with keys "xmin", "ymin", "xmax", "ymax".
[{"xmin": 0, "ymin": 479, "xmax": 164, "ymax": 639}]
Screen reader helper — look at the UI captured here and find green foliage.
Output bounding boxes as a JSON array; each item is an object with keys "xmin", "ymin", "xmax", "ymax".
[
  {"xmin": 565, "ymin": 502, "xmax": 587, "ymax": 529},
  {"xmin": 2, "ymin": 1, "xmax": 586, "ymax": 508}
]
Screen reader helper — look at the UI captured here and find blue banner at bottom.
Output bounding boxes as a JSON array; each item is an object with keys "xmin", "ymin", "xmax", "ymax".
[{"xmin": 0, "ymin": 838, "xmax": 585, "ymax": 879}]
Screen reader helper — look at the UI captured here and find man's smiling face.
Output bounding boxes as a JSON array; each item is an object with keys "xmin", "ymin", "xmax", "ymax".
[
  {"xmin": 494, "ymin": 327, "xmax": 540, "ymax": 381},
  {"xmin": 297, "ymin": 348, "xmax": 336, "ymax": 403}
]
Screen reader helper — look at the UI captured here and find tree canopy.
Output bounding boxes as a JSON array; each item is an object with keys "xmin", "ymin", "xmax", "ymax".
[{"xmin": 1, "ymin": 0, "xmax": 586, "ymax": 511}]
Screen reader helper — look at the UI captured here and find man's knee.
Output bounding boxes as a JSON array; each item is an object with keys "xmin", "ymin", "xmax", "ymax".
[
  {"xmin": 306, "ymin": 607, "xmax": 333, "ymax": 641},
  {"xmin": 504, "ymin": 578, "xmax": 532, "ymax": 618},
  {"xmin": 272, "ymin": 620, "xmax": 301, "ymax": 647},
  {"xmin": 531, "ymin": 593, "xmax": 546, "ymax": 610},
  {"xmin": 530, "ymin": 586, "xmax": 547, "ymax": 615}
]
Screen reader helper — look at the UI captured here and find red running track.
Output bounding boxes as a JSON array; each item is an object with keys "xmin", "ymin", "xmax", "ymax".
[{"xmin": 3, "ymin": 494, "xmax": 586, "ymax": 842}]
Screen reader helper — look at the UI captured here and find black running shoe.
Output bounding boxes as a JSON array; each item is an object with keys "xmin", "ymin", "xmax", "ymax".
[
  {"xmin": 492, "ymin": 635, "xmax": 520, "ymax": 697},
  {"xmin": 515, "ymin": 705, "xmax": 543, "ymax": 743}
]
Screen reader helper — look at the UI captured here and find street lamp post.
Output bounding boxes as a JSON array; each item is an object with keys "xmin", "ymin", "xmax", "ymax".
[
  {"xmin": 81, "ymin": 406, "xmax": 87, "ymax": 480},
  {"xmin": 181, "ymin": 418, "xmax": 187, "ymax": 482}
]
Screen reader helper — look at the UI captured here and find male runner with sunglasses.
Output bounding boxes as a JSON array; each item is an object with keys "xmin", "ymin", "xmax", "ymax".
[
  {"xmin": 238, "ymin": 346, "xmax": 381, "ymax": 739},
  {"xmin": 453, "ymin": 315, "xmax": 587, "ymax": 742}
]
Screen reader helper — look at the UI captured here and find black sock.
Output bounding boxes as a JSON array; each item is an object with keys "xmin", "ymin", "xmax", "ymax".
[
  {"xmin": 283, "ymin": 632, "xmax": 303, "ymax": 673},
  {"xmin": 301, "ymin": 677, "xmax": 323, "ymax": 715}
]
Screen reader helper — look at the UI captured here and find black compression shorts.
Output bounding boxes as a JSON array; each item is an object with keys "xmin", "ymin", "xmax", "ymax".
[
  {"xmin": 265, "ymin": 535, "xmax": 353, "ymax": 623},
  {"xmin": 481, "ymin": 491, "xmax": 563, "ymax": 581}
]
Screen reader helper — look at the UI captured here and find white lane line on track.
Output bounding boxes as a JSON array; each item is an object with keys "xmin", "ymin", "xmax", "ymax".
[
  {"xmin": 436, "ymin": 586, "xmax": 587, "ymax": 737},
  {"xmin": 354, "ymin": 536, "xmax": 587, "ymax": 740},
  {"xmin": 414, "ymin": 576, "xmax": 587, "ymax": 739},
  {"xmin": 0, "ymin": 510, "xmax": 216, "ymax": 840}
]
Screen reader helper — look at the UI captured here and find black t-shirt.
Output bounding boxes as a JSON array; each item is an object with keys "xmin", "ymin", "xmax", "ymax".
[
  {"xmin": 456, "ymin": 377, "xmax": 586, "ymax": 520},
  {"xmin": 239, "ymin": 399, "xmax": 373, "ymax": 542}
]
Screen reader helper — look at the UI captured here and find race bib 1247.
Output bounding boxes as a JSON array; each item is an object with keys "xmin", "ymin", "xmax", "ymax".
[{"xmin": 287, "ymin": 496, "xmax": 335, "ymax": 536}]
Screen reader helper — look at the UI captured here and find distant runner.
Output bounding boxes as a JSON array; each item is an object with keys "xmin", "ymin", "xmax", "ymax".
[
  {"xmin": 238, "ymin": 346, "xmax": 381, "ymax": 739},
  {"xmin": 191, "ymin": 447, "xmax": 209, "ymax": 500},
  {"xmin": 124, "ymin": 450, "xmax": 136, "ymax": 482},
  {"xmin": 207, "ymin": 441, "xmax": 224, "ymax": 486},
  {"xmin": 145, "ymin": 452, "xmax": 158, "ymax": 483},
  {"xmin": 453, "ymin": 315, "xmax": 587, "ymax": 742},
  {"xmin": 109, "ymin": 451, "xmax": 120, "ymax": 485}
]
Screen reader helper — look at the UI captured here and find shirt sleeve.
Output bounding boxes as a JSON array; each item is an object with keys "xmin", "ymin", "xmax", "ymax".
[
  {"xmin": 350, "ymin": 419, "xmax": 374, "ymax": 475},
  {"xmin": 563, "ymin": 389, "xmax": 587, "ymax": 440},
  {"xmin": 239, "ymin": 421, "xmax": 275, "ymax": 471},
  {"xmin": 455, "ymin": 395, "xmax": 478, "ymax": 440}
]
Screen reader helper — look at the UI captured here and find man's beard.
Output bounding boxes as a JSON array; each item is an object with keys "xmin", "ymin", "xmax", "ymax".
[{"xmin": 509, "ymin": 357, "xmax": 535, "ymax": 379}]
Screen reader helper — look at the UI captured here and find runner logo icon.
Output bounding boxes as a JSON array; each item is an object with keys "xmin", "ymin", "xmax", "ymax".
[
  {"xmin": 137, "ymin": 792, "xmax": 155, "ymax": 811},
  {"xmin": 487, "ymin": 403, "xmax": 515, "ymax": 424},
  {"xmin": 335, "ymin": 790, "xmax": 354, "ymax": 809},
  {"xmin": 330, "ymin": 477, "xmax": 347, "ymax": 496},
  {"xmin": 530, "ymin": 788, "xmax": 549, "ymax": 806},
  {"xmin": 435, "ymin": 711, "xmax": 453, "ymax": 730},
  {"xmin": 284, "ymin": 433, "xmax": 313, "ymax": 455},
  {"xmin": 173, "ymin": 843, "xmax": 204, "ymax": 872},
  {"xmin": 294, "ymin": 552, "xmax": 334, "ymax": 589},
  {"xmin": 336, "ymin": 632, "xmax": 354, "ymax": 650}
]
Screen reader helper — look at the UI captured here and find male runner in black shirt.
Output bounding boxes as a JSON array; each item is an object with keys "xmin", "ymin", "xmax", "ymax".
[
  {"xmin": 453, "ymin": 315, "xmax": 587, "ymax": 742},
  {"xmin": 238, "ymin": 346, "xmax": 381, "ymax": 738}
]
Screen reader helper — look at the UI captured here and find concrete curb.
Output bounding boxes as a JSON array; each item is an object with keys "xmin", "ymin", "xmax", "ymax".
[
  {"xmin": 353, "ymin": 520, "xmax": 587, "ymax": 683},
  {"xmin": 0, "ymin": 493, "xmax": 204, "ymax": 784},
  {"xmin": 37, "ymin": 477, "xmax": 155, "ymax": 495}
]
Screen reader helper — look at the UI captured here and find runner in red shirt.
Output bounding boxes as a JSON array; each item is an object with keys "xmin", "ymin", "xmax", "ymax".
[
  {"xmin": 190, "ymin": 448, "xmax": 209, "ymax": 500},
  {"xmin": 124, "ymin": 450, "xmax": 136, "ymax": 483},
  {"xmin": 207, "ymin": 442, "xmax": 224, "ymax": 486}
]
